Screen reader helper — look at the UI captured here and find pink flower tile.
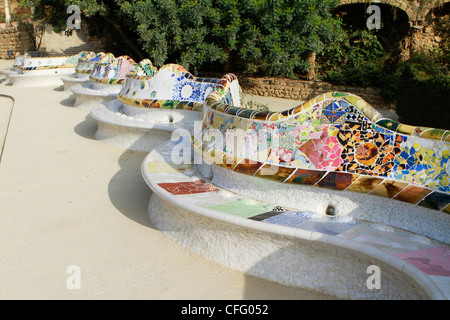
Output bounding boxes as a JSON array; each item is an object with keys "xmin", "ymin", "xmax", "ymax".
[{"xmin": 395, "ymin": 246, "xmax": 450, "ymax": 276}]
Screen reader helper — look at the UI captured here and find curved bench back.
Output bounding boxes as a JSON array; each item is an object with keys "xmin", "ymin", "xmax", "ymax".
[
  {"xmin": 21, "ymin": 51, "xmax": 90, "ymax": 71},
  {"xmin": 200, "ymin": 75, "xmax": 450, "ymax": 214},
  {"xmin": 89, "ymin": 55, "xmax": 147, "ymax": 85},
  {"xmin": 12, "ymin": 55, "xmax": 25, "ymax": 68},
  {"xmin": 118, "ymin": 65, "xmax": 245, "ymax": 112},
  {"xmin": 75, "ymin": 52, "xmax": 105, "ymax": 74}
]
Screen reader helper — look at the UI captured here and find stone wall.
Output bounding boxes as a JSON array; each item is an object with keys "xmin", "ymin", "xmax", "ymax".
[
  {"xmin": 0, "ymin": 0, "xmax": 20, "ymax": 14},
  {"xmin": 239, "ymin": 76, "xmax": 388, "ymax": 109},
  {"xmin": 0, "ymin": 22, "xmax": 103, "ymax": 59},
  {"xmin": 413, "ymin": 8, "xmax": 449, "ymax": 52},
  {"xmin": 337, "ymin": 0, "xmax": 449, "ymax": 60},
  {"xmin": 0, "ymin": 25, "xmax": 29, "ymax": 59}
]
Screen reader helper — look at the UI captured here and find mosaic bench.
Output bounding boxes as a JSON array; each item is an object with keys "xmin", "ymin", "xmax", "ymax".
[
  {"xmin": 70, "ymin": 55, "xmax": 150, "ymax": 110},
  {"xmin": 7, "ymin": 52, "xmax": 89, "ymax": 87},
  {"xmin": 12, "ymin": 55, "xmax": 25, "ymax": 70},
  {"xmin": 61, "ymin": 52, "xmax": 104, "ymax": 91},
  {"xmin": 142, "ymin": 137, "xmax": 449, "ymax": 300},
  {"xmin": 197, "ymin": 74, "xmax": 450, "ymax": 245},
  {"xmin": 1, "ymin": 55, "xmax": 25, "ymax": 83},
  {"xmin": 141, "ymin": 73, "xmax": 449, "ymax": 299},
  {"xmin": 90, "ymin": 64, "xmax": 233, "ymax": 151}
]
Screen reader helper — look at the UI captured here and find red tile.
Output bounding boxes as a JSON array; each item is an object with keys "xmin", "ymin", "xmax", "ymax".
[{"xmin": 158, "ymin": 180, "xmax": 219, "ymax": 195}]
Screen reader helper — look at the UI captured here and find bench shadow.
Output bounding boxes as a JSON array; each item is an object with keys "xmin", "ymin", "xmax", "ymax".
[
  {"xmin": 74, "ymin": 114, "xmax": 97, "ymax": 140},
  {"xmin": 108, "ymin": 147, "xmax": 155, "ymax": 228},
  {"xmin": 60, "ymin": 94, "xmax": 76, "ymax": 107},
  {"xmin": 73, "ymin": 114, "xmax": 155, "ymax": 228}
]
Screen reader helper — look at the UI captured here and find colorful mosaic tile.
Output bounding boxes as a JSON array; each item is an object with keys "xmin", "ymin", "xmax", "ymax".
[
  {"xmin": 75, "ymin": 52, "xmax": 105, "ymax": 74},
  {"xmin": 89, "ymin": 55, "xmax": 146, "ymax": 85},
  {"xmin": 345, "ymin": 176, "xmax": 384, "ymax": 193},
  {"xmin": 206, "ymin": 198, "xmax": 274, "ymax": 218},
  {"xmin": 284, "ymin": 168, "xmax": 327, "ymax": 185},
  {"xmin": 394, "ymin": 185, "xmax": 432, "ymax": 204},
  {"xmin": 261, "ymin": 210, "xmax": 315, "ymax": 228},
  {"xmin": 158, "ymin": 180, "xmax": 219, "ymax": 195},
  {"xmin": 418, "ymin": 192, "xmax": 450, "ymax": 211},
  {"xmin": 199, "ymin": 73, "xmax": 450, "ymax": 213},
  {"xmin": 117, "ymin": 64, "xmax": 226, "ymax": 111},
  {"xmin": 369, "ymin": 180, "xmax": 409, "ymax": 198},
  {"xmin": 395, "ymin": 247, "xmax": 450, "ymax": 276},
  {"xmin": 315, "ymin": 172, "xmax": 359, "ymax": 191}
]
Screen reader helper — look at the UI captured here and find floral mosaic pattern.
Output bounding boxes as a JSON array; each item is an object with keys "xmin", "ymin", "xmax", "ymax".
[
  {"xmin": 75, "ymin": 52, "xmax": 105, "ymax": 74},
  {"xmin": 117, "ymin": 64, "xmax": 223, "ymax": 111},
  {"xmin": 172, "ymin": 78, "xmax": 217, "ymax": 103},
  {"xmin": 395, "ymin": 246, "xmax": 450, "ymax": 276},
  {"xmin": 199, "ymin": 74, "xmax": 450, "ymax": 213},
  {"xmin": 89, "ymin": 55, "xmax": 146, "ymax": 85}
]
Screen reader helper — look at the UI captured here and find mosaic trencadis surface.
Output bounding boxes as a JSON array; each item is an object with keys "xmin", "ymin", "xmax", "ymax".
[
  {"xmin": 144, "ymin": 140, "xmax": 450, "ymax": 292},
  {"xmin": 117, "ymin": 64, "xmax": 236, "ymax": 111},
  {"xmin": 89, "ymin": 55, "xmax": 153, "ymax": 85},
  {"xmin": 75, "ymin": 52, "xmax": 105, "ymax": 74},
  {"xmin": 198, "ymin": 74, "xmax": 450, "ymax": 214},
  {"xmin": 12, "ymin": 55, "xmax": 24, "ymax": 68},
  {"xmin": 22, "ymin": 51, "xmax": 90, "ymax": 70}
]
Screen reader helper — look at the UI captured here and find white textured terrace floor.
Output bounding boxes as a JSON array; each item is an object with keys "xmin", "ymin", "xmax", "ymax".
[{"xmin": 0, "ymin": 59, "xmax": 335, "ymax": 300}]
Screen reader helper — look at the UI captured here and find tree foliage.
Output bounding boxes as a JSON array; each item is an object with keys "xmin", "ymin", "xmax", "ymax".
[
  {"xmin": 318, "ymin": 29, "xmax": 388, "ymax": 87},
  {"xmin": 120, "ymin": 0, "xmax": 341, "ymax": 76},
  {"xmin": 22, "ymin": 0, "xmax": 342, "ymax": 76},
  {"xmin": 16, "ymin": 0, "xmax": 449, "ymax": 129},
  {"xmin": 390, "ymin": 52, "xmax": 450, "ymax": 130}
]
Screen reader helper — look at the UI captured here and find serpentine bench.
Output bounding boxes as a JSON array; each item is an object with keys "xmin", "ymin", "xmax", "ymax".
[
  {"xmin": 61, "ymin": 52, "xmax": 105, "ymax": 91},
  {"xmin": 90, "ymin": 63, "xmax": 234, "ymax": 151},
  {"xmin": 1, "ymin": 55, "xmax": 25, "ymax": 83},
  {"xmin": 70, "ymin": 55, "xmax": 151, "ymax": 110},
  {"xmin": 141, "ymin": 73, "xmax": 450, "ymax": 300},
  {"xmin": 7, "ymin": 51, "xmax": 89, "ymax": 87}
]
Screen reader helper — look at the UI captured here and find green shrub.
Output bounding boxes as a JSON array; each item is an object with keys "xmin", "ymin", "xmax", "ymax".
[
  {"xmin": 388, "ymin": 53, "xmax": 450, "ymax": 130},
  {"xmin": 395, "ymin": 76, "xmax": 450, "ymax": 130},
  {"xmin": 236, "ymin": 0, "xmax": 342, "ymax": 77},
  {"xmin": 121, "ymin": 0, "xmax": 341, "ymax": 76},
  {"xmin": 318, "ymin": 29, "xmax": 387, "ymax": 87}
]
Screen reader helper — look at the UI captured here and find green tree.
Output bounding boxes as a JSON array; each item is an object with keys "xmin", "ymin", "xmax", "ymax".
[
  {"xmin": 121, "ymin": 0, "xmax": 342, "ymax": 77},
  {"xmin": 18, "ymin": 0, "xmax": 343, "ymax": 78},
  {"xmin": 381, "ymin": 52, "xmax": 450, "ymax": 130},
  {"xmin": 236, "ymin": 0, "xmax": 342, "ymax": 77},
  {"xmin": 120, "ymin": 0, "xmax": 241, "ymax": 71},
  {"xmin": 319, "ymin": 29, "xmax": 388, "ymax": 87}
]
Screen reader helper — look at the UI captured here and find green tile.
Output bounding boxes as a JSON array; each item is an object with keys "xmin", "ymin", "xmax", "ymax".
[{"xmin": 206, "ymin": 198, "xmax": 273, "ymax": 218}]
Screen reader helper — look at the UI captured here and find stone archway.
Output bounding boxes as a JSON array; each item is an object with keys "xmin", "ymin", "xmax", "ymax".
[
  {"xmin": 334, "ymin": 0, "xmax": 450, "ymax": 58},
  {"xmin": 338, "ymin": 0, "xmax": 450, "ymax": 24}
]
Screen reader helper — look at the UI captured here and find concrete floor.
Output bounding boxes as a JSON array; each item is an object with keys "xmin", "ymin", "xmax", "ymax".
[{"xmin": 0, "ymin": 59, "xmax": 336, "ymax": 300}]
